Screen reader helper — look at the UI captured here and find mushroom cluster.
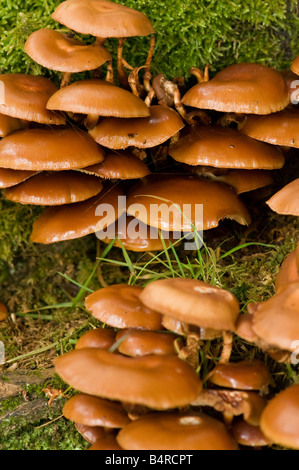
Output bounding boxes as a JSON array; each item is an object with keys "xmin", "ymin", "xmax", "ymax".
[
  {"xmin": 0, "ymin": 0, "xmax": 297, "ymax": 253},
  {"xmin": 53, "ymin": 271, "xmax": 299, "ymax": 450}
]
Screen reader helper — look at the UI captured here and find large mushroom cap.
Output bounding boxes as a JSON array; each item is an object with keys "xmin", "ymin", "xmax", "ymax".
[
  {"xmin": 266, "ymin": 178, "xmax": 299, "ymax": 216},
  {"xmin": 0, "ymin": 127, "xmax": 105, "ymax": 171},
  {"xmin": 117, "ymin": 412, "xmax": 238, "ymax": 450},
  {"xmin": 239, "ymin": 107, "xmax": 299, "ymax": 148},
  {"xmin": 127, "ymin": 174, "xmax": 251, "ymax": 232},
  {"xmin": 3, "ymin": 171, "xmax": 103, "ymax": 205},
  {"xmin": 207, "ymin": 360, "xmax": 272, "ymax": 391},
  {"xmin": 30, "ymin": 183, "xmax": 125, "ymax": 244},
  {"xmin": 169, "ymin": 125, "xmax": 285, "ymax": 169},
  {"xmin": 140, "ymin": 278, "xmax": 240, "ymax": 331},
  {"xmin": 89, "ymin": 105, "xmax": 184, "ymax": 150},
  {"xmin": 54, "ymin": 348, "xmax": 202, "ymax": 410},
  {"xmin": 85, "ymin": 284, "xmax": 162, "ymax": 330},
  {"xmin": 52, "ymin": 0, "xmax": 155, "ymax": 38},
  {"xmin": 0, "ymin": 74, "xmax": 65, "ymax": 125},
  {"xmin": 47, "ymin": 79, "xmax": 150, "ymax": 118},
  {"xmin": 25, "ymin": 29, "xmax": 112, "ymax": 73},
  {"xmin": 260, "ymin": 384, "xmax": 299, "ymax": 449},
  {"xmin": 182, "ymin": 63, "xmax": 289, "ymax": 114}
]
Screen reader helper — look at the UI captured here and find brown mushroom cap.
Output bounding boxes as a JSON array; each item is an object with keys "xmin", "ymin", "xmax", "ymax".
[
  {"xmin": 0, "ymin": 127, "xmax": 105, "ymax": 171},
  {"xmin": 115, "ymin": 329, "xmax": 178, "ymax": 357},
  {"xmin": 275, "ymin": 245, "xmax": 299, "ymax": 294},
  {"xmin": 116, "ymin": 412, "xmax": 238, "ymax": 450},
  {"xmin": 47, "ymin": 79, "xmax": 150, "ymax": 118},
  {"xmin": 0, "ymin": 168, "xmax": 37, "ymax": 189},
  {"xmin": 291, "ymin": 55, "xmax": 299, "ymax": 75},
  {"xmin": 169, "ymin": 125, "xmax": 285, "ymax": 169},
  {"xmin": 89, "ymin": 105, "xmax": 184, "ymax": 150},
  {"xmin": 52, "ymin": 0, "xmax": 155, "ymax": 38},
  {"xmin": 279, "ymin": 69, "xmax": 299, "ymax": 103},
  {"xmin": 211, "ymin": 169, "xmax": 274, "ymax": 194},
  {"xmin": 63, "ymin": 393, "xmax": 130, "ymax": 428},
  {"xmin": 231, "ymin": 420, "xmax": 271, "ymax": 447},
  {"xmin": 140, "ymin": 278, "xmax": 240, "ymax": 331},
  {"xmin": 182, "ymin": 63, "xmax": 289, "ymax": 114},
  {"xmin": 127, "ymin": 174, "xmax": 251, "ymax": 232},
  {"xmin": 54, "ymin": 348, "xmax": 202, "ymax": 410},
  {"xmin": 100, "ymin": 214, "xmax": 179, "ymax": 252},
  {"xmin": 260, "ymin": 384, "xmax": 299, "ymax": 449},
  {"xmin": 75, "ymin": 423, "xmax": 111, "ymax": 444},
  {"xmin": 3, "ymin": 171, "xmax": 103, "ymax": 205},
  {"xmin": 0, "ymin": 302, "xmax": 8, "ymax": 321},
  {"xmin": 75, "ymin": 328, "xmax": 116, "ymax": 350},
  {"xmin": 239, "ymin": 107, "xmax": 299, "ymax": 148},
  {"xmin": 0, "ymin": 113, "xmax": 25, "ymax": 138},
  {"xmin": 206, "ymin": 360, "xmax": 272, "ymax": 391},
  {"xmin": 266, "ymin": 178, "xmax": 299, "ymax": 216},
  {"xmin": 0, "ymin": 74, "xmax": 65, "ymax": 125},
  {"xmin": 82, "ymin": 150, "xmax": 150, "ymax": 180},
  {"xmin": 251, "ymin": 281, "xmax": 299, "ymax": 352},
  {"xmin": 85, "ymin": 284, "xmax": 162, "ymax": 330},
  {"xmin": 88, "ymin": 434, "xmax": 123, "ymax": 450},
  {"xmin": 30, "ymin": 183, "xmax": 125, "ymax": 244},
  {"xmin": 235, "ymin": 313, "xmax": 259, "ymax": 343},
  {"xmin": 25, "ymin": 29, "xmax": 111, "ymax": 73}
]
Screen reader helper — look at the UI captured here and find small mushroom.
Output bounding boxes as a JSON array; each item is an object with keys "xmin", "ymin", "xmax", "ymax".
[
  {"xmin": 0, "ymin": 113, "xmax": 25, "ymax": 138},
  {"xmin": 115, "ymin": 329, "xmax": 180, "ymax": 357},
  {"xmin": 231, "ymin": 419, "xmax": 271, "ymax": 448},
  {"xmin": 75, "ymin": 328, "xmax": 116, "ymax": 350},
  {"xmin": 275, "ymin": 242, "xmax": 299, "ymax": 293},
  {"xmin": 266, "ymin": 178, "xmax": 299, "ymax": 216}
]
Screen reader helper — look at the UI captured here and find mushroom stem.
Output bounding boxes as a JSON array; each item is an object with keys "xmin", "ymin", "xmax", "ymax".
[
  {"xmin": 190, "ymin": 65, "xmax": 210, "ymax": 83},
  {"xmin": 128, "ymin": 66, "xmax": 146, "ymax": 97},
  {"xmin": 61, "ymin": 72, "xmax": 72, "ymax": 88},
  {"xmin": 95, "ymin": 36, "xmax": 107, "ymax": 46},
  {"xmin": 117, "ymin": 38, "xmax": 129, "ymax": 89},
  {"xmin": 218, "ymin": 331, "xmax": 233, "ymax": 364},
  {"xmin": 217, "ymin": 112, "xmax": 246, "ymax": 127},
  {"xmin": 84, "ymin": 114, "xmax": 100, "ymax": 130},
  {"xmin": 177, "ymin": 329, "xmax": 202, "ymax": 370},
  {"xmin": 143, "ymin": 35, "xmax": 155, "ymax": 91},
  {"xmin": 105, "ymin": 60, "xmax": 114, "ymax": 84},
  {"xmin": 144, "ymin": 88, "xmax": 155, "ymax": 107}
]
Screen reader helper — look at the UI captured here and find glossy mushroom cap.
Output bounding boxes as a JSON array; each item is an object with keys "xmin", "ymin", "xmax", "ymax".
[
  {"xmin": 85, "ymin": 284, "xmax": 162, "ymax": 330},
  {"xmin": 169, "ymin": 125, "xmax": 285, "ymax": 169},
  {"xmin": 0, "ymin": 127, "xmax": 105, "ymax": 171},
  {"xmin": 75, "ymin": 328, "xmax": 116, "ymax": 350},
  {"xmin": 140, "ymin": 278, "xmax": 240, "ymax": 331},
  {"xmin": 275, "ymin": 244, "xmax": 299, "ymax": 293},
  {"xmin": 0, "ymin": 113, "xmax": 25, "ymax": 138},
  {"xmin": 47, "ymin": 79, "xmax": 150, "ymax": 118},
  {"xmin": 82, "ymin": 150, "xmax": 150, "ymax": 180},
  {"xmin": 30, "ymin": 183, "xmax": 125, "ymax": 244},
  {"xmin": 89, "ymin": 105, "xmax": 184, "ymax": 149},
  {"xmin": 25, "ymin": 29, "xmax": 111, "ymax": 73},
  {"xmin": 0, "ymin": 74, "xmax": 65, "ymax": 125},
  {"xmin": 54, "ymin": 348, "xmax": 202, "ymax": 410},
  {"xmin": 115, "ymin": 329, "xmax": 178, "ymax": 357},
  {"xmin": 127, "ymin": 174, "xmax": 251, "ymax": 232},
  {"xmin": 63, "ymin": 393, "xmax": 130, "ymax": 428},
  {"xmin": 182, "ymin": 63, "xmax": 289, "ymax": 114},
  {"xmin": 208, "ymin": 169, "xmax": 273, "ymax": 195},
  {"xmin": 251, "ymin": 281, "xmax": 299, "ymax": 352},
  {"xmin": 239, "ymin": 107, "xmax": 299, "ymax": 148},
  {"xmin": 0, "ymin": 302, "xmax": 8, "ymax": 321},
  {"xmin": 207, "ymin": 360, "xmax": 272, "ymax": 391},
  {"xmin": 266, "ymin": 178, "xmax": 299, "ymax": 216},
  {"xmin": 0, "ymin": 169, "xmax": 36, "ymax": 189},
  {"xmin": 116, "ymin": 412, "xmax": 238, "ymax": 450},
  {"xmin": 260, "ymin": 384, "xmax": 299, "ymax": 449},
  {"xmin": 291, "ymin": 55, "xmax": 299, "ymax": 75},
  {"xmin": 52, "ymin": 0, "xmax": 155, "ymax": 38},
  {"xmin": 231, "ymin": 420, "xmax": 271, "ymax": 447},
  {"xmin": 75, "ymin": 423, "xmax": 113, "ymax": 445},
  {"xmin": 3, "ymin": 171, "xmax": 103, "ymax": 205},
  {"xmin": 88, "ymin": 435, "xmax": 123, "ymax": 450}
]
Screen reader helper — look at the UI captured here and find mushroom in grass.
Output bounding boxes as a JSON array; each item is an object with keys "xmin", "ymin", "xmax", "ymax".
[
  {"xmin": 85, "ymin": 284, "xmax": 162, "ymax": 331},
  {"xmin": 0, "ymin": 74, "xmax": 65, "ymax": 125},
  {"xmin": 260, "ymin": 384, "xmax": 299, "ymax": 450},
  {"xmin": 25, "ymin": 28, "xmax": 112, "ymax": 88},
  {"xmin": 30, "ymin": 183, "xmax": 125, "ymax": 244},
  {"xmin": 3, "ymin": 171, "xmax": 103, "ymax": 206},
  {"xmin": 115, "ymin": 329, "xmax": 180, "ymax": 357},
  {"xmin": 266, "ymin": 178, "xmax": 299, "ymax": 216},
  {"xmin": 116, "ymin": 412, "xmax": 238, "ymax": 450},
  {"xmin": 275, "ymin": 242, "xmax": 299, "ymax": 293},
  {"xmin": 75, "ymin": 328, "xmax": 116, "ymax": 351},
  {"xmin": 54, "ymin": 348, "xmax": 202, "ymax": 410},
  {"xmin": 46, "ymin": 79, "xmax": 150, "ymax": 129},
  {"xmin": 0, "ymin": 302, "xmax": 8, "ymax": 321},
  {"xmin": 51, "ymin": 0, "xmax": 155, "ymax": 87},
  {"xmin": 140, "ymin": 278, "xmax": 240, "ymax": 367}
]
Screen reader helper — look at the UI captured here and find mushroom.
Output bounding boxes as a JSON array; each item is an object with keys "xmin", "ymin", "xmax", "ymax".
[
  {"xmin": 75, "ymin": 327, "xmax": 116, "ymax": 351},
  {"xmin": 266, "ymin": 178, "xmax": 299, "ymax": 216},
  {"xmin": 0, "ymin": 169, "xmax": 37, "ymax": 189},
  {"xmin": 181, "ymin": 63, "xmax": 289, "ymax": 115},
  {"xmin": 54, "ymin": 348, "xmax": 202, "ymax": 410},
  {"xmin": 0, "ymin": 73, "xmax": 66, "ymax": 125},
  {"xmin": 275, "ymin": 242, "xmax": 299, "ymax": 293},
  {"xmin": 231, "ymin": 419, "xmax": 271, "ymax": 448},
  {"xmin": 46, "ymin": 79, "xmax": 150, "ymax": 129},
  {"xmin": 0, "ymin": 127, "xmax": 105, "ymax": 171},
  {"xmin": 291, "ymin": 55, "xmax": 299, "ymax": 76},
  {"xmin": 0, "ymin": 113, "xmax": 25, "ymax": 138},
  {"xmin": 115, "ymin": 329, "xmax": 180, "ymax": 357},
  {"xmin": 30, "ymin": 183, "xmax": 125, "ymax": 244},
  {"xmin": 260, "ymin": 384, "xmax": 299, "ymax": 450},
  {"xmin": 85, "ymin": 284, "xmax": 163, "ymax": 330},
  {"xmin": 200, "ymin": 169, "xmax": 274, "ymax": 195},
  {"xmin": 75, "ymin": 423, "xmax": 114, "ymax": 445},
  {"xmin": 24, "ymin": 28, "xmax": 112, "ymax": 88},
  {"xmin": 3, "ymin": 171, "xmax": 104, "ymax": 206},
  {"xmin": 0, "ymin": 302, "xmax": 8, "ymax": 321},
  {"xmin": 116, "ymin": 412, "xmax": 238, "ymax": 450},
  {"xmin": 88, "ymin": 105, "xmax": 184, "ymax": 150}
]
